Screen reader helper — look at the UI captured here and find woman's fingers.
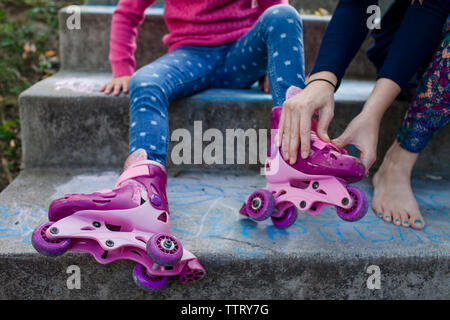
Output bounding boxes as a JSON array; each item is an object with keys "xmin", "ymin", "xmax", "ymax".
[
  {"xmin": 281, "ymin": 109, "xmax": 291, "ymax": 161},
  {"xmin": 299, "ymin": 108, "xmax": 312, "ymax": 159},
  {"xmin": 359, "ymin": 147, "xmax": 376, "ymax": 171},
  {"xmin": 332, "ymin": 133, "xmax": 348, "ymax": 150},
  {"xmin": 316, "ymin": 105, "xmax": 334, "ymax": 142},
  {"xmin": 288, "ymin": 105, "xmax": 301, "ymax": 164},
  {"xmin": 277, "ymin": 106, "xmax": 286, "ymax": 147}
]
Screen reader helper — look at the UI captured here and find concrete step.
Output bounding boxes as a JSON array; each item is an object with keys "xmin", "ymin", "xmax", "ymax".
[
  {"xmin": 18, "ymin": 72, "xmax": 450, "ymax": 177},
  {"xmin": 59, "ymin": 5, "xmax": 376, "ymax": 80},
  {"xmin": 0, "ymin": 169, "xmax": 448, "ymax": 299}
]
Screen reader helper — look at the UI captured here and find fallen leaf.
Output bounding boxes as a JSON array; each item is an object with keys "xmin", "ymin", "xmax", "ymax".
[{"xmin": 45, "ymin": 50, "xmax": 55, "ymax": 58}]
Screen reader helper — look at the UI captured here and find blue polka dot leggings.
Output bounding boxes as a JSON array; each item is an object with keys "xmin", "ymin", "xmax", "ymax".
[{"xmin": 129, "ymin": 4, "xmax": 305, "ymax": 166}]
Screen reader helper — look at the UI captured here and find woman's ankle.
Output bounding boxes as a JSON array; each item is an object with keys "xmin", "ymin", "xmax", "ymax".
[{"xmin": 382, "ymin": 141, "xmax": 418, "ymax": 176}]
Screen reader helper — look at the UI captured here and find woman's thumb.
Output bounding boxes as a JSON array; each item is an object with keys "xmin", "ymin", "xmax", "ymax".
[{"xmin": 332, "ymin": 130, "xmax": 351, "ymax": 149}]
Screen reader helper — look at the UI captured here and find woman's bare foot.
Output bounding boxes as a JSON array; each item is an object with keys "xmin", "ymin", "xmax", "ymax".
[{"xmin": 372, "ymin": 141, "xmax": 424, "ymax": 229}]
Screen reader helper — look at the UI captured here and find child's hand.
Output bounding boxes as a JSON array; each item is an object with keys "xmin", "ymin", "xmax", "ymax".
[
  {"xmin": 258, "ymin": 74, "xmax": 270, "ymax": 93},
  {"xmin": 332, "ymin": 111, "xmax": 380, "ymax": 171},
  {"xmin": 100, "ymin": 76, "xmax": 131, "ymax": 96}
]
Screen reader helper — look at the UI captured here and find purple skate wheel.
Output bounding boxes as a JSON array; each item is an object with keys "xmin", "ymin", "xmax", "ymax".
[
  {"xmin": 271, "ymin": 206, "xmax": 298, "ymax": 228},
  {"xmin": 245, "ymin": 189, "xmax": 275, "ymax": 221},
  {"xmin": 335, "ymin": 187, "xmax": 368, "ymax": 222},
  {"xmin": 132, "ymin": 263, "xmax": 168, "ymax": 291},
  {"xmin": 31, "ymin": 222, "xmax": 71, "ymax": 257},
  {"xmin": 147, "ymin": 233, "xmax": 183, "ymax": 266}
]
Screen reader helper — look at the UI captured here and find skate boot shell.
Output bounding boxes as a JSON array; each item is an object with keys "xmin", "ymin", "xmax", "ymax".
[
  {"xmin": 32, "ymin": 149, "xmax": 205, "ymax": 291},
  {"xmin": 240, "ymin": 86, "xmax": 368, "ymax": 227}
]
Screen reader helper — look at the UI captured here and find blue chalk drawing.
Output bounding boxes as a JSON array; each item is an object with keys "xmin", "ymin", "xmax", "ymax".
[{"xmin": 0, "ymin": 178, "xmax": 449, "ymax": 254}]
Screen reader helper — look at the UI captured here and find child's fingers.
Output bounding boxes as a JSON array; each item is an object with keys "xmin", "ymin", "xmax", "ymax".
[
  {"xmin": 264, "ymin": 77, "xmax": 270, "ymax": 93},
  {"xmin": 122, "ymin": 80, "xmax": 129, "ymax": 93},
  {"xmin": 113, "ymin": 82, "xmax": 122, "ymax": 96},
  {"xmin": 103, "ymin": 82, "xmax": 114, "ymax": 95},
  {"xmin": 99, "ymin": 83, "xmax": 106, "ymax": 92}
]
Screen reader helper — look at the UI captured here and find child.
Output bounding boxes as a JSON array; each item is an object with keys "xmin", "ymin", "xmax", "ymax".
[
  {"xmin": 43, "ymin": 0, "xmax": 305, "ymax": 287},
  {"xmin": 101, "ymin": 0, "xmax": 305, "ymax": 168},
  {"xmin": 52, "ymin": 1, "xmax": 305, "ymax": 239}
]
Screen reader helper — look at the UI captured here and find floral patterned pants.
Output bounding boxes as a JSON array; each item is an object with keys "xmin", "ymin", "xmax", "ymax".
[{"xmin": 397, "ymin": 18, "xmax": 450, "ymax": 153}]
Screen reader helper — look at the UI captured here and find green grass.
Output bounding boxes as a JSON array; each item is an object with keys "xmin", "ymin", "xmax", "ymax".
[{"xmin": 0, "ymin": 0, "xmax": 82, "ymax": 191}]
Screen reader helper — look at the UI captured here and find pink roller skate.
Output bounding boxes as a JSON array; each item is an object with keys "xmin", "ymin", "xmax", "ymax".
[
  {"xmin": 31, "ymin": 149, "xmax": 205, "ymax": 291},
  {"xmin": 240, "ymin": 86, "xmax": 368, "ymax": 228}
]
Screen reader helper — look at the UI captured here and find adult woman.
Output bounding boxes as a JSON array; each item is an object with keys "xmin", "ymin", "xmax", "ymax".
[{"xmin": 279, "ymin": 0, "xmax": 449, "ymax": 229}]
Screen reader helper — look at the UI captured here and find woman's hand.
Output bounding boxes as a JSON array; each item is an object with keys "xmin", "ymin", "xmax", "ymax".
[
  {"xmin": 100, "ymin": 75, "xmax": 131, "ymax": 96},
  {"xmin": 332, "ymin": 78, "xmax": 402, "ymax": 171},
  {"xmin": 332, "ymin": 111, "xmax": 380, "ymax": 170},
  {"xmin": 277, "ymin": 72, "xmax": 337, "ymax": 164}
]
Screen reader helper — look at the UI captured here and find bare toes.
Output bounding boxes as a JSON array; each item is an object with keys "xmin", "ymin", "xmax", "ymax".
[
  {"xmin": 382, "ymin": 208, "xmax": 393, "ymax": 223},
  {"xmin": 410, "ymin": 216, "xmax": 425, "ymax": 230},
  {"xmin": 372, "ymin": 203, "xmax": 384, "ymax": 219},
  {"xmin": 392, "ymin": 210, "xmax": 402, "ymax": 226}
]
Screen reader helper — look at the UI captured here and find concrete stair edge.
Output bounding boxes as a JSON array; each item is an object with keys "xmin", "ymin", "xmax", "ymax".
[
  {"xmin": 0, "ymin": 169, "xmax": 449, "ymax": 299},
  {"xmin": 18, "ymin": 71, "xmax": 450, "ymax": 177},
  {"xmin": 58, "ymin": 5, "xmax": 377, "ymax": 80}
]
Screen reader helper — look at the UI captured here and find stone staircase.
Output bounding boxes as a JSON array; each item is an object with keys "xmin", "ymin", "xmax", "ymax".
[{"xmin": 0, "ymin": 0, "xmax": 448, "ymax": 299}]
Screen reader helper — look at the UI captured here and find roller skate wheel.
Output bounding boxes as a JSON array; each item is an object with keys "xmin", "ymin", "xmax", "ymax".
[
  {"xmin": 335, "ymin": 187, "xmax": 368, "ymax": 222},
  {"xmin": 147, "ymin": 233, "xmax": 183, "ymax": 266},
  {"xmin": 271, "ymin": 206, "xmax": 297, "ymax": 229},
  {"xmin": 31, "ymin": 222, "xmax": 71, "ymax": 257},
  {"xmin": 245, "ymin": 189, "xmax": 275, "ymax": 221},
  {"xmin": 251, "ymin": 198, "xmax": 262, "ymax": 210},
  {"xmin": 132, "ymin": 264, "xmax": 168, "ymax": 291}
]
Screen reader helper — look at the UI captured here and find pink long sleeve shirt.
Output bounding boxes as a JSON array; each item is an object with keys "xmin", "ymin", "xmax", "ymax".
[{"xmin": 109, "ymin": 0, "xmax": 287, "ymax": 77}]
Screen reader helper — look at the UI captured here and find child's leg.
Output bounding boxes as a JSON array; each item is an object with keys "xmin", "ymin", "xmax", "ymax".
[
  {"xmin": 129, "ymin": 47, "xmax": 219, "ymax": 166},
  {"xmin": 372, "ymin": 29, "xmax": 449, "ymax": 230},
  {"xmin": 215, "ymin": 4, "xmax": 305, "ymax": 106}
]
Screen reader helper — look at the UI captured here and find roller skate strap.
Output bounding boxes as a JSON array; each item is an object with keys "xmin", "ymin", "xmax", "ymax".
[
  {"xmin": 115, "ymin": 165, "xmax": 150, "ymax": 188},
  {"xmin": 312, "ymin": 139, "xmax": 328, "ymax": 150},
  {"xmin": 310, "ymin": 132, "xmax": 346, "ymax": 154}
]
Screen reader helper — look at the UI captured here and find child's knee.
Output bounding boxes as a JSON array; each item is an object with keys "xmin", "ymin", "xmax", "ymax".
[
  {"xmin": 129, "ymin": 73, "xmax": 168, "ymax": 103},
  {"xmin": 129, "ymin": 69, "xmax": 151, "ymax": 92},
  {"xmin": 261, "ymin": 4, "xmax": 303, "ymax": 31}
]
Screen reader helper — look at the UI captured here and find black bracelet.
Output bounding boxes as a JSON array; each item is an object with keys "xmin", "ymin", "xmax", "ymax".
[{"xmin": 306, "ymin": 78, "xmax": 337, "ymax": 92}]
